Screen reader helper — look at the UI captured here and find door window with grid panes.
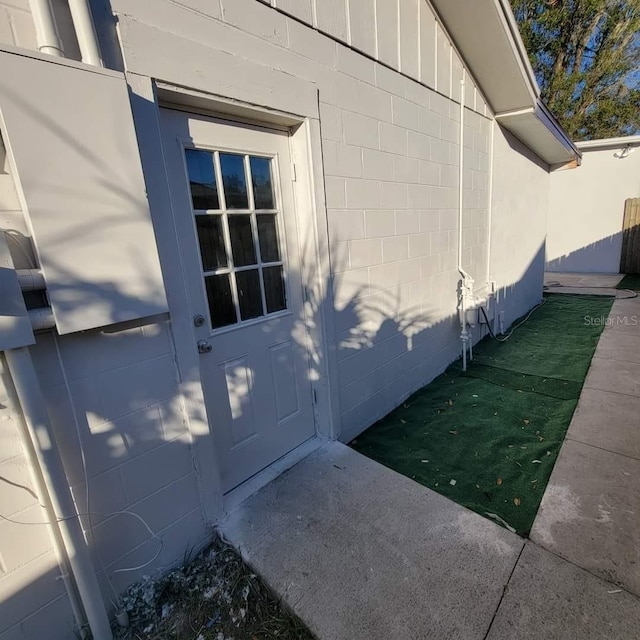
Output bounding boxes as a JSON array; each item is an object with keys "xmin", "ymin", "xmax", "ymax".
[{"xmin": 185, "ymin": 148, "xmax": 288, "ymax": 330}]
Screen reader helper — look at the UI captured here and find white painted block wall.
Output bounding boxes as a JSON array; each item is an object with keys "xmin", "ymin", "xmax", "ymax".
[
  {"xmin": 112, "ymin": 0, "xmax": 491, "ymax": 440},
  {"xmin": 547, "ymin": 146, "xmax": 640, "ymax": 273}
]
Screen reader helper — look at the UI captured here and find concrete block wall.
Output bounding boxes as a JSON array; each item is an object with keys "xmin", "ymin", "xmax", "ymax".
[
  {"xmin": 113, "ymin": 0, "xmax": 493, "ymax": 441},
  {"xmin": 258, "ymin": 0, "xmax": 490, "ymax": 117},
  {"xmin": 30, "ymin": 325, "xmax": 210, "ymax": 600}
]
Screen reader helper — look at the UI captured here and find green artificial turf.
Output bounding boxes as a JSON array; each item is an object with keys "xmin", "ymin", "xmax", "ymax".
[
  {"xmin": 350, "ymin": 294, "xmax": 614, "ymax": 536},
  {"xmin": 617, "ymin": 274, "xmax": 640, "ymax": 290}
]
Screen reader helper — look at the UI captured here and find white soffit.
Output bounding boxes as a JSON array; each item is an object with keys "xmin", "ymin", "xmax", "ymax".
[
  {"xmin": 430, "ymin": 0, "xmax": 537, "ymax": 113},
  {"xmin": 496, "ymin": 109, "xmax": 577, "ymax": 165}
]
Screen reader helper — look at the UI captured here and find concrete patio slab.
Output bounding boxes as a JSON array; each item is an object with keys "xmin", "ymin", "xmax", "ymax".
[
  {"xmin": 544, "ymin": 272, "xmax": 624, "ymax": 288},
  {"xmin": 567, "ymin": 388, "xmax": 640, "ymax": 460},
  {"xmin": 544, "ymin": 286, "xmax": 619, "ymax": 296},
  {"xmin": 222, "ymin": 442, "xmax": 523, "ymax": 640},
  {"xmin": 530, "ymin": 439, "xmax": 640, "ymax": 595},
  {"xmin": 584, "ymin": 356, "xmax": 640, "ymax": 397},
  {"xmin": 486, "ymin": 542, "xmax": 640, "ymax": 640}
]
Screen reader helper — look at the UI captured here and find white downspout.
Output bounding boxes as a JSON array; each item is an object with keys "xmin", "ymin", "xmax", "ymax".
[
  {"xmin": 28, "ymin": 0, "xmax": 65, "ymax": 57},
  {"xmin": 67, "ymin": 0, "xmax": 102, "ymax": 66},
  {"xmin": 458, "ymin": 75, "xmax": 473, "ymax": 371},
  {"xmin": 3, "ymin": 347, "xmax": 113, "ymax": 640}
]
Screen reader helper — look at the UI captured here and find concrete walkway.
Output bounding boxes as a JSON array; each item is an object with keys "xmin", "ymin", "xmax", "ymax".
[
  {"xmin": 544, "ymin": 270, "xmax": 624, "ymax": 296},
  {"xmin": 222, "ymin": 280, "xmax": 640, "ymax": 639},
  {"xmin": 531, "ymin": 288, "xmax": 640, "ymax": 597}
]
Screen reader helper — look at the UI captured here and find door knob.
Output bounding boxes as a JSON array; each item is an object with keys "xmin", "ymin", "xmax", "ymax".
[{"xmin": 197, "ymin": 339, "xmax": 212, "ymax": 354}]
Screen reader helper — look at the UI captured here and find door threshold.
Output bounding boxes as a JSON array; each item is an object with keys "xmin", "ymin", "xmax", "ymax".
[{"xmin": 223, "ymin": 435, "xmax": 327, "ymax": 515}]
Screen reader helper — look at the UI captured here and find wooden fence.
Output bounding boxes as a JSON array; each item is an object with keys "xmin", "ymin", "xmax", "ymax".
[{"xmin": 620, "ymin": 198, "xmax": 640, "ymax": 273}]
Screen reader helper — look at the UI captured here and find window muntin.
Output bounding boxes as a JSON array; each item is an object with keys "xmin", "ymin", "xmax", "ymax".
[{"xmin": 186, "ymin": 148, "xmax": 287, "ymax": 330}]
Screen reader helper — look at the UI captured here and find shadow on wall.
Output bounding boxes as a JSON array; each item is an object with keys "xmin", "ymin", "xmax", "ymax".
[
  {"xmin": 545, "ymin": 231, "xmax": 623, "ymax": 274},
  {"xmin": 493, "ymin": 244, "xmax": 546, "ymax": 330},
  {"xmin": 0, "ymin": 112, "xmax": 550, "ymax": 640},
  {"xmin": 0, "ymin": 231, "xmax": 463, "ymax": 637},
  {"xmin": 0, "ymin": 237, "xmax": 549, "ymax": 640}
]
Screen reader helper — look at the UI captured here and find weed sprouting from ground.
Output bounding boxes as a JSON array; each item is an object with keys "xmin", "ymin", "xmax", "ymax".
[{"xmin": 114, "ymin": 534, "xmax": 315, "ymax": 640}]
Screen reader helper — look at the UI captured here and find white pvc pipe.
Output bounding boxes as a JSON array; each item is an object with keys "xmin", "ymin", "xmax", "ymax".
[
  {"xmin": 17, "ymin": 269, "xmax": 46, "ymax": 292},
  {"xmin": 485, "ymin": 119, "xmax": 496, "ymax": 336},
  {"xmin": 458, "ymin": 76, "xmax": 470, "ymax": 371},
  {"xmin": 28, "ymin": 307, "xmax": 56, "ymax": 332},
  {"xmin": 3, "ymin": 348, "xmax": 113, "ymax": 640},
  {"xmin": 1, "ymin": 352, "xmax": 89, "ymax": 638},
  {"xmin": 458, "ymin": 75, "xmax": 468, "ymax": 281},
  {"xmin": 28, "ymin": 0, "xmax": 65, "ymax": 57},
  {"xmin": 486, "ymin": 120, "xmax": 495, "ymax": 289},
  {"xmin": 67, "ymin": 0, "xmax": 102, "ymax": 66}
]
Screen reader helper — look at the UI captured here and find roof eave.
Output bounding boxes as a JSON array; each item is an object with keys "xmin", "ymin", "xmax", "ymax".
[
  {"xmin": 429, "ymin": 0, "xmax": 579, "ymax": 167},
  {"xmin": 576, "ymin": 135, "xmax": 640, "ymax": 150}
]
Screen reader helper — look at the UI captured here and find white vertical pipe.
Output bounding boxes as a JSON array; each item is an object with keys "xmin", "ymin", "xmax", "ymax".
[
  {"xmin": 1, "ymin": 353, "xmax": 89, "ymax": 639},
  {"xmin": 17, "ymin": 268, "xmax": 46, "ymax": 292},
  {"xmin": 486, "ymin": 119, "xmax": 495, "ymax": 288},
  {"xmin": 28, "ymin": 0, "xmax": 65, "ymax": 57},
  {"xmin": 485, "ymin": 119, "xmax": 496, "ymax": 336},
  {"xmin": 4, "ymin": 347, "xmax": 113, "ymax": 640},
  {"xmin": 67, "ymin": 0, "xmax": 102, "ymax": 66},
  {"xmin": 458, "ymin": 75, "xmax": 466, "ymax": 279},
  {"xmin": 458, "ymin": 76, "xmax": 470, "ymax": 370}
]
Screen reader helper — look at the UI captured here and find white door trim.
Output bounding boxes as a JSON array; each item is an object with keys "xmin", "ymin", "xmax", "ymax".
[{"xmin": 127, "ymin": 73, "xmax": 340, "ymax": 518}]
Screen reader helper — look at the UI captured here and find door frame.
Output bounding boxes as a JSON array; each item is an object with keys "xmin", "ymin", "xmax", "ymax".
[{"xmin": 127, "ymin": 73, "xmax": 340, "ymax": 520}]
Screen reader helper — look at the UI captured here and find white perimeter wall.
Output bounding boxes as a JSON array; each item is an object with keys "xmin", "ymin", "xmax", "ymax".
[{"xmin": 547, "ymin": 145, "xmax": 640, "ymax": 273}]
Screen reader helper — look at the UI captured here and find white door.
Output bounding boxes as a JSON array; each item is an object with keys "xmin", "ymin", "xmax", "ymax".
[{"xmin": 160, "ymin": 109, "xmax": 316, "ymax": 492}]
